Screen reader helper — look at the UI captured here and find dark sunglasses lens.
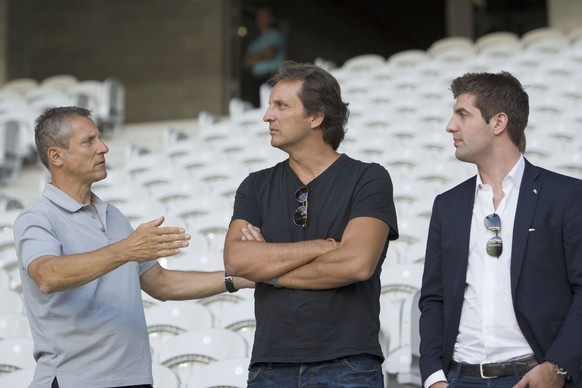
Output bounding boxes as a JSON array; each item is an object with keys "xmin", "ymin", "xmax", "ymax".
[
  {"xmin": 294, "ymin": 205, "xmax": 307, "ymax": 227},
  {"xmin": 486, "ymin": 235, "xmax": 503, "ymax": 257},
  {"xmin": 295, "ymin": 187, "xmax": 308, "ymax": 203},
  {"xmin": 484, "ymin": 214, "xmax": 501, "ymax": 231}
]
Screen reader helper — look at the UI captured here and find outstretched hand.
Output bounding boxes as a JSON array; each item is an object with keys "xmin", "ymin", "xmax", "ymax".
[{"xmin": 121, "ymin": 216, "xmax": 190, "ymax": 262}]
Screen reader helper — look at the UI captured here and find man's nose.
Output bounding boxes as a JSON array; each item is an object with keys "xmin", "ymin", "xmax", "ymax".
[{"xmin": 263, "ymin": 107, "xmax": 274, "ymax": 122}]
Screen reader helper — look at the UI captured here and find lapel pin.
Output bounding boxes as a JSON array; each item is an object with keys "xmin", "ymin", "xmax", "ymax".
[{"xmin": 533, "ymin": 189, "xmax": 538, "ymax": 194}]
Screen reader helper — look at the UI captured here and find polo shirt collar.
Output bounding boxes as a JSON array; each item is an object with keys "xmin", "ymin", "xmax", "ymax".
[{"xmin": 42, "ymin": 183, "xmax": 103, "ymax": 213}]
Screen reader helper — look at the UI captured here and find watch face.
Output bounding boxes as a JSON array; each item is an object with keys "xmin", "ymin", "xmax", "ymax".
[
  {"xmin": 555, "ymin": 364, "xmax": 568, "ymax": 377},
  {"xmin": 224, "ymin": 276, "xmax": 237, "ymax": 293}
]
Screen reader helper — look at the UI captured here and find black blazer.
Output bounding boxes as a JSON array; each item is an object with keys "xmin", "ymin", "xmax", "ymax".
[{"xmin": 419, "ymin": 159, "xmax": 582, "ymax": 387}]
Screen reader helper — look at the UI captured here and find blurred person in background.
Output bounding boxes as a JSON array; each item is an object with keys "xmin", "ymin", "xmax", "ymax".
[{"xmin": 243, "ymin": 6, "xmax": 286, "ymax": 108}]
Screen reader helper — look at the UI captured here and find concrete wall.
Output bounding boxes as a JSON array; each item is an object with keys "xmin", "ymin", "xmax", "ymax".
[
  {"xmin": 0, "ymin": 0, "xmax": 7, "ymax": 84},
  {"xmin": 5, "ymin": 0, "xmax": 234, "ymax": 122},
  {"xmin": 548, "ymin": 0, "xmax": 582, "ymax": 32}
]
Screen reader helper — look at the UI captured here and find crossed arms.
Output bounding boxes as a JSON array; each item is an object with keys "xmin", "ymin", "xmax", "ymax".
[{"xmin": 223, "ymin": 216, "xmax": 390, "ymax": 290}]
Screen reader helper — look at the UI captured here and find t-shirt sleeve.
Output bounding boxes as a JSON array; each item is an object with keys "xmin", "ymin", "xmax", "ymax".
[
  {"xmin": 14, "ymin": 209, "xmax": 63, "ymax": 271},
  {"xmin": 232, "ymin": 174, "xmax": 262, "ymax": 227},
  {"xmin": 138, "ymin": 260, "xmax": 158, "ymax": 276},
  {"xmin": 350, "ymin": 163, "xmax": 399, "ymax": 241}
]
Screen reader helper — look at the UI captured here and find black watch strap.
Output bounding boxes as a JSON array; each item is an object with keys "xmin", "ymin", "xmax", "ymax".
[{"xmin": 224, "ymin": 275, "xmax": 237, "ymax": 293}]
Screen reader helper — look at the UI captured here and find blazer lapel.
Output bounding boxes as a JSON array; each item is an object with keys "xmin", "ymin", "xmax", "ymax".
[
  {"xmin": 511, "ymin": 160, "xmax": 541, "ymax": 296},
  {"xmin": 453, "ymin": 177, "xmax": 476, "ymax": 298}
]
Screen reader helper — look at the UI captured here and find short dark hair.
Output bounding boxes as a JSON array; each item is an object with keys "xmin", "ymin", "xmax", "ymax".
[
  {"xmin": 450, "ymin": 71, "xmax": 529, "ymax": 148},
  {"xmin": 268, "ymin": 60, "xmax": 349, "ymax": 150},
  {"xmin": 34, "ymin": 106, "xmax": 93, "ymax": 169}
]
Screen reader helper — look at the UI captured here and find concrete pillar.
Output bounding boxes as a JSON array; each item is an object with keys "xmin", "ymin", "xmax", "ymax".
[
  {"xmin": 446, "ymin": 0, "xmax": 474, "ymax": 39},
  {"xmin": 547, "ymin": 0, "xmax": 582, "ymax": 32},
  {"xmin": 0, "ymin": 0, "xmax": 7, "ymax": 84}
]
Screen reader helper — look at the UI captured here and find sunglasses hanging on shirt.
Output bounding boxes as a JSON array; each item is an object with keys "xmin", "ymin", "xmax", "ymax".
[
  {"xmin": 293, "ymin": 186, "xmax": 308, "ymax": 228},
  {"xmin": 484, "ymin": 213, "xmax": 503, "ymax": 258}
]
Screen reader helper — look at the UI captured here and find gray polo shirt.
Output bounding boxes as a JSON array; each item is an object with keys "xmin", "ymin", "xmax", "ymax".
[{"xmin": 14, "ymin": 184, "xmax": 157, "ymax": 388}]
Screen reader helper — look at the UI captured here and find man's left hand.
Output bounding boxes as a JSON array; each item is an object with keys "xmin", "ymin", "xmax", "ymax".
[
  {"xmin": 240, "ymin": 224, "xmax": 265, "ymax": 242},
  {"xmin": 513, "ymin": 361, "xmax": 565, "ymax": 388}
]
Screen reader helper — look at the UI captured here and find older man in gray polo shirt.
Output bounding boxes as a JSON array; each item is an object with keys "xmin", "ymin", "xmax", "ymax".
[{"xmin": 14, "ymin": 106, "xmax": 253, "ymax": 388}]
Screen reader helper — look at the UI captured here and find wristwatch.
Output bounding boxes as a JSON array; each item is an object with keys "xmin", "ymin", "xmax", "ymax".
[
  {"xmin": 224, "ymin": 275, "xmax": 237, "ymax": 293},
  {"xmin": 553, "ymin": 362, "xmax": 569, "ymax": 380}
]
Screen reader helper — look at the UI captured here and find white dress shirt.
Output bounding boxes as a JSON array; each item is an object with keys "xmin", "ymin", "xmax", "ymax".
[{"xmin": 424, "ymin": 156, "xmax": 534, "ymax": 388}]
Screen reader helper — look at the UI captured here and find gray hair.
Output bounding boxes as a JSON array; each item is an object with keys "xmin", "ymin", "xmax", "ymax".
[{"xmin": 34, "ymin": 106, "xmax": 93, "ymax": 169}]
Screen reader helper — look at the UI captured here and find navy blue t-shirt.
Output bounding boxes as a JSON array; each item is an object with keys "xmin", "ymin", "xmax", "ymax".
[{"xmin": 232, "ymin": 154, "xmax": 399, "ymax": 364}]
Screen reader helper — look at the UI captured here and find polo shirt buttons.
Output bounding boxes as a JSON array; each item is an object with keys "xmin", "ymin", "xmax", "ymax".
[{"xmin": 89, "ymin": 213, "xmax": 106, "ymax": 233}]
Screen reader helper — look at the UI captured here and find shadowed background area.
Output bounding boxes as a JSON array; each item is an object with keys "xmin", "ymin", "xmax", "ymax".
[{"xmin": 1, "ymin": 0, "xmax": 553, "ymax": 122}]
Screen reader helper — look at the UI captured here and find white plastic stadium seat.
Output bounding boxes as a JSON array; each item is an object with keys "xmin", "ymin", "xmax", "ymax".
[
  {"xmin": 428, "ymin": 36, "xmax": 475, "ymax": 60},
  {"xmin": 0, "ymin": 367, "xmax": 35, "ymax": 387},
  {"xmin": 220, "ymin": 298, "xmax": 256, "ymax": 351},
  {"xmin": 187, "ymin": 357, "xmax": 251, "ymax": 388},
  {"xmin": 0, "ymin": 337, "xmax": 36, "ymax": 374},
  {"xmin": 145, "ymin": 301, "xmax": 215, "ymax": 361},
  {"xmin": 158, "ymin": 328, "xmax": 248, "ymax": 386},
  {"xmin": 521, "ymin": 27, "xmax": 569, "ymax": 53},
  {"xmin": 0, "ymin": 289, "xmax": 24, "ymax": 314},
  {"xmin": 475, "ymin": 31, "xmax": 522, "ymax": 57},
  {"xmin": 0, "ymin": 312, "xmax": 32, "ymax": 340},
  {"xmin": 152, "ymin": 363, "xmax": 180, "ymax": 388},
  {"xmin": 379, "ymin": 263, "xmax": 423, "ymax": 385},
  {"xmin": 342, "ymin": 54, "xmax": 385, "ymax": 72},
  {"xmin": 40, "ymin": 74, "xmax": 79, "ymax": 90},
  {"xmin": 1, "ymin": 78, "xmax": 38, "ymax": 95}
]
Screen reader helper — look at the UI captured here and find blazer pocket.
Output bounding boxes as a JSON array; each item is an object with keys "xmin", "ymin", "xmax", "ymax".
[
  {"xmin": 527, "ymin": 226, "xmax": 557, "ymax": 238},
  {"xmin": 526, "ymin": 226, "xmax": 561, "ymax": 262},
  {"xmin": 524, "ymin": 226, "xmax": 564, "ymax": 270}
]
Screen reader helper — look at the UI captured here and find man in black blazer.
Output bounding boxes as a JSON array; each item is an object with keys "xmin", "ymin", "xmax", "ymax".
[{"xmin": 419, "ymin": 71, "xmax": 582, "ymax": 388}]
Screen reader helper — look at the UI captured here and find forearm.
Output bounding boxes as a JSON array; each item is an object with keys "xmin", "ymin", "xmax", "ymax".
[
  {"xmin": 276, "ymin": 218, "xmax": 389, "ymax": 290},
  {"xmin": 142, "ymin": 270, "xmax": 225, "ymax": 301},
  {"xmin": 276, "ymin": 245, "xmax": 376, "ymax": 290},
  {"xmin": 26, "ymin": 216, "xmax": 189, "ymax": 294},
  {"xmin": 141, "ymin": 266, "xmax": 254, "ymax": 301},
  {"xmin": 29, "ymin": 241, "xmax": 129, "ymax": 294},
  {"xmin": 224, "ymin": 238, "xmax": 332, "ymax": 282}
]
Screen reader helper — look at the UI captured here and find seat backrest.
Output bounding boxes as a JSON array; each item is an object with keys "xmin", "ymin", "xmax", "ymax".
[
  {"xmin": 2, "ymin": 78, "xmax": 38, "ymax": 94},
  {"xmin": 0, "ymin": 289, "xmax": 24, "ymax": 314},
  {"xmin": 152, "ymin": 363, "xmax": 180, "ymax": 388},
  {"xmin": 187, "ymin": 357, "xmax": 251, "ymax": 388},
  {"xmin": 0, "ymin": 336, "xmax": 36, "ymax": 372},
  {"xmin": 0, "ymin": 367, "xmax": 35, "ymax": 386},
  {"xmin": 0, "ymin": 313, "xmax": 32, "ymax": 340},
  {"xmin": 40, "ymin": 74, "xmax": 79, "ymax": 90},
  {"xmin": 158, "ymin": 328, "xmax": 248, "ymax": 385}
]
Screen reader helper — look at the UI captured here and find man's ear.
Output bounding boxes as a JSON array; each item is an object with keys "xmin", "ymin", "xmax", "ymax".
[
  {"xmin": 309, "ymin": 111, "xmax": 324, "ymax": 129},
  {"xmin": 47, "ymin": 147, "xmax": 65, "ymax": 168},
  {"xmin": 491, "ymin": 112, "xmax": 509, "ymax": 135}
]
